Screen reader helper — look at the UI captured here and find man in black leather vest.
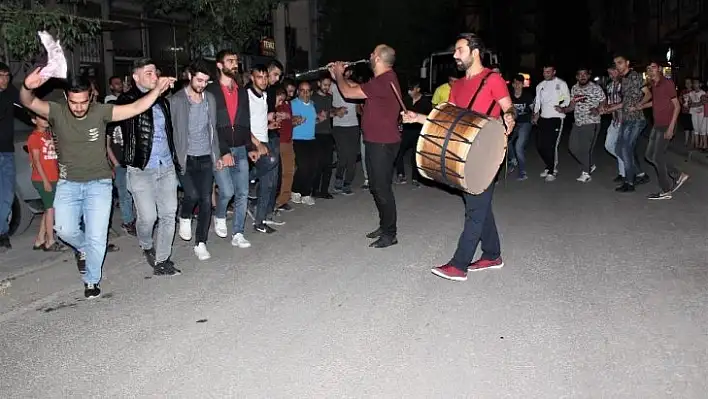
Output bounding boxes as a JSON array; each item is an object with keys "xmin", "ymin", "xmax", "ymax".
[{"xmin": 118, "ymin": 58, "xmax": 181, "ymax": 277}]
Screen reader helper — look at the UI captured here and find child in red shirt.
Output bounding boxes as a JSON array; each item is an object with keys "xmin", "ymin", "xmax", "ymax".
[{"xmin": 27, "ymin": 115, "xmax": 62, "ymax": 251}]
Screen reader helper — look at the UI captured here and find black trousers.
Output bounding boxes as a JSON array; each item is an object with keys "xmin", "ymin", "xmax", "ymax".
[
  {"xmin": 312, "ymin": 134, "xmax": 335, "ymax": 194},
  {"xmin": 395, "ymin": 130, "xmax": 420, "ymax": 181},
  {"xmin": 292, "ymin": 139, "xmax": 318, "ymax": 197},
  {"xmin": 179, "ymin": 155, "xmax": 214, "ymax": 244},
  {"xmin": 365, "ymin": 141, "xmax": 400, "ymax": 237},
  {"xmin": 333, "ymin": 126, "xmax": 361, "ymax": 187},
  {"xmin": 536, "ymin": 117, "xmax": 563, "ymax": 173}
]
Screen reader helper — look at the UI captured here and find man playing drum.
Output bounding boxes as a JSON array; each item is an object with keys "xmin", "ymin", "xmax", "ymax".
[{"xmin": 402, "ymin": 33, "xmax": 516, "ymax": 281}]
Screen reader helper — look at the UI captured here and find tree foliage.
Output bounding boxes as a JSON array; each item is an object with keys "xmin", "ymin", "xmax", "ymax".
[
  {"xmin": 147, "ymin": 0, "xmax": 280, "ymax": 56},
  {"xmin": 0, "ymin": 0, "xmax": 101, "ymax": 70}
]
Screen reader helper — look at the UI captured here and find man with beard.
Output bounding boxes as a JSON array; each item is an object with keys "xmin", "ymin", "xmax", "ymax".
[
  {"xmin": 118, "ymin": 58, "xmax": 182, "ymax": 277},
  {"xmin": 20, "ymin": 67, "xmax": 175, "ymax": 298},
  {"xmin": 208, "ymin": 51, "xmax": 268, "ymax": 248},
  {"xmin": 329, "ymin": 44, "xmax": 402, "ymax": 249},
  {"xmin": 402, "ymin": 33, "xmax": 515, "ymax": 281},
  {"xmin": 170, "ymin": 61, "xmax": 222, "ymax": 260},
  {"xmin": 603, "ymin": 65, "xmax": 625, "ymax": 183},
  {"xmin": 556, "ymin": 67, "xmax": 605, "ymax": 183}
]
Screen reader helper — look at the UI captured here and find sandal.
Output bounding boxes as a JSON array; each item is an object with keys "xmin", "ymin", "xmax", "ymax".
[
  {"xmin": 43, "ymin": 242, "xmax": 66, "ymax": 252},
  {"xmin": 107, "ymin": 243, "xmax": 119, "ymax": 252},
  {"xmin": 32, "ymin": 242, "xmax": 46, "ymax": 250}
]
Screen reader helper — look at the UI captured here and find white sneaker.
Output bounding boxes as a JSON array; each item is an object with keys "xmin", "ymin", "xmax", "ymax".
[
  {"xmin": 576, "ymin": 172, "xmax": 592, "ymax": 183},
  {"xmin": 194, "ymin": 242, "xmax": 211, "ymax": 260},
  {"xmin": 291, "ymin": 193, "xmax": 302, "ymax": 204},
  {"xmin": 302, "ymin": 196, "xmax": 316, "ymax": 206},
  {"xmin": 545, "ymin": 174, "xmax": 556, "ymax": 182},
  {"xmin": 540, "ymin": 169, "xmax": 550, "ymax": 178},
  {"xmin": 178, "ymin": 218, "xmax": 192, "ymax": 241},
  {"xmin": 214, "ymin": 217, "xmax": 228, "ymax": 238},
  {"xmin": 231, "ymin": 233, "xmax": 251, "ymax": 248}
]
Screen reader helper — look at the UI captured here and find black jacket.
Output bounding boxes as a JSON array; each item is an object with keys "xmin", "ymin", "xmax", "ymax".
[
  {"xmin": 117, "ymin": 86, "xmax": 178, "ymax": 170},
  {"xmin": 205, "ymin": 82, "xmax": 253, "ymax": 155}
]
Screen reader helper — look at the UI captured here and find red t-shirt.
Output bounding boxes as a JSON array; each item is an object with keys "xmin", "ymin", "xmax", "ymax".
[
  {"xmin": 361, "ymin": 70, "xmax": 402, "ymax": 143},
  {"xmin": 221, "ymin": 83, "xmax": 239, "ymax": 125},
  {"xmin": 651, "ymin": 77, "xmax": 678, "ymax": 127},
  {"xmin": 27, "ymin": 130, "xmax": 59, "ymax": 182},
  {"xmin": 449, "ymin": 69, "xmax": 509, "ymax": 117},
  {"xmin": 277, "ymin": 102, "xmax": 294, "ymax": 143}
]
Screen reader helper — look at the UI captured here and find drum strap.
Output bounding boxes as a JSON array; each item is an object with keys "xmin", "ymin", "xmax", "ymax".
[{"xmin": 439, "ymin": 70, "xmax": 497, "ymax": 186}]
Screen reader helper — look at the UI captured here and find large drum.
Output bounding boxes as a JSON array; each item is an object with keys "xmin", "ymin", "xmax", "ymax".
[{"xmin": 416, "ymin": 102, "xmax": 507, "ymax": 195}]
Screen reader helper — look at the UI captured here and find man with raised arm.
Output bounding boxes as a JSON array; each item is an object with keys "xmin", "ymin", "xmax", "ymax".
[{"xmin": 20, "ymin": 67, "xmax": 175, "ymax": 299}]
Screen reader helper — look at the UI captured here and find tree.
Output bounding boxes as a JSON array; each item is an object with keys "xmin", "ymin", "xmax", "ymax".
[
  {"xmin": 0, "ymin": 0, "xmax": 101, "ymax": 73},
  {"xmin": 148, "ymin": 0, "xmax": 281, "ymax": 57}
]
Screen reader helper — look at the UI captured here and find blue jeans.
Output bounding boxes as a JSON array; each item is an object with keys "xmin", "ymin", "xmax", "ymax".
[
  {"xmin": 450, "ymin": 182, "xmax": 500, "ymax": 271},
  {"xmin": 508, "ymin": 122, "xmax": 532, "ymax": 175},
  {"xmin": 604, "ymin": 122, "xmax": 625, "ymax": 177},
  {"xmin": 0, "ymin": 152, "xmax": 15, "ymax": 235},
  {"xmin": 617, "ymin": 119, "xmax": 646, "ymax": 184},
  {"xmin": 249, "ymin": 137, "xmax": 280, "ymax": 224},
  {"xmin": 113, "ymin": 166, "xmax": 134, "ymax": 224},
  {"xmin": 53, "ymin": 179, "xmax": 113, "ymax": 284},
  {"xmin": 214, "ymin": 146, "xmax": 249, "ymax": 234}
]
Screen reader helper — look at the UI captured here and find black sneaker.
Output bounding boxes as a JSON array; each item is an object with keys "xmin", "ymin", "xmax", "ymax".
[
  {"xmin": 121, "ymin": 222, "xmax": 137, "ymax": 236},
  {"xmin": 314, "ymin": 192, "xmax": 334, "ymax": 199},
  {"xmin": 615, "ymin": 183, "xmax": 635, "ymax": 192},
  {"xmin": 75, "ymin": 251, "xmax": 87, "ymax": 275},
  {"xmin": 648, "ymin": 192, "xmax": 672, "ymax": 200},
  {"xmin": 277, "ymin": 203, "xmax": 294, "ymax": 212},
  {"xmin": 341, "ymin": 186, "xmax": 354, "ymax": 195},
  {"xmin": 612, "ymin": 175, "xmax": 624, "ymax": 184},
  {"xmin": 84, "ymin": 283, "xmax": 101, "ymax": 299},
  {"xmin": 366, "ymin": 228, "xmax": 383, "ymax": 239},
  {"xmin": 635, "ymin": 174, "xmax": 650, "ymax": 185},
  {"xmin": 143, "ymin": 247, "xmax": 156, "ymax": 267},
  {"xmin": 254, "ymin": 223, "xmax": 276, "ymax": 234},
  {"xmin": 0, "ymin": 233, "xmax": 12, "ymax": 250},
  {"xmin": 153, "ymin": 260, "xmax": 181, "ymax": 276}
]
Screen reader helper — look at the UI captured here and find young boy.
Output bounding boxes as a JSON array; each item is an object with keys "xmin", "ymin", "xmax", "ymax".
[{"xmin": 27, "ymin": 115, "xmax": 62, "ymax": 251}]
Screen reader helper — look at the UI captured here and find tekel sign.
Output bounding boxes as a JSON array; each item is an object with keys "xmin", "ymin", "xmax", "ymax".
[{"xmin": 260, "ymin": 38, "xmax": 276, "ymax": 57}]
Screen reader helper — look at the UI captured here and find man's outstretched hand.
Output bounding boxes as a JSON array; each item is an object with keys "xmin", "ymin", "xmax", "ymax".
[{"xmin": 23, "ymin": 67, "xmax": 49, "ymax": 91}]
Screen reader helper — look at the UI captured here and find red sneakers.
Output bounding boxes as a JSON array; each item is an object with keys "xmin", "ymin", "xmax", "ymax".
[
  {"xmin": 468, "ymin": 257, "xmax": 504, "ymax": 272},
  {"xmin": 431, "ymin": 264, "xmax": 468, "ymax": 281}
]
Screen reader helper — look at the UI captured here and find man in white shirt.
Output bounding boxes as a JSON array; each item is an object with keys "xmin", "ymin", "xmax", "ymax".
[
  {"xmin": 247, "ymin": 65, "xmax": 280, "ymax": 233},
  {"xmin": 331, "ymin": 68, "xmax": 360, "ymax": 195},
  {"xmin": 533, "ymin": 64, "xmax": 570, "ymax": 181}
]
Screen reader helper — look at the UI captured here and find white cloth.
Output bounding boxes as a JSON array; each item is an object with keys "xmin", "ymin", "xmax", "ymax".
[
  {"xmin": 533, "ymin": 77, "xmax": 570, "ymax": 119},
  {"xmin": 248, "ymin": 88, "xmax": 269, "ymax": 142},
  {"xmin": 331, "ymin": 84, "xmax": 358, "ymax": 127},
  {"xmin": 687, "ymin": 90, "xmax": 705, "ymax": 115},
  {"xmin": 38, "ymin": 31, "xmax": 67, "ymax": 80}
]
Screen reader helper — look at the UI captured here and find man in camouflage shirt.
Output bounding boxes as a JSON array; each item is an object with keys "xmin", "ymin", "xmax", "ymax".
[{"xmin": 609, "ymin": 55, "xmax": 650, "ymax": 192}]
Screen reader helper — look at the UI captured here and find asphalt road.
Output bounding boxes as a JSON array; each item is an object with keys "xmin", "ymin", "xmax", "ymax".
[{"xmin": 1, "ymin": 147, "xmax": 707, "ymax": 398}]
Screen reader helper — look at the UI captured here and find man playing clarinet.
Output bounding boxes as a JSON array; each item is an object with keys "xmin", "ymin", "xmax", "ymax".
[{"xmin": 402, "ymin": 33, "xmax": 515, "ymax": 281}]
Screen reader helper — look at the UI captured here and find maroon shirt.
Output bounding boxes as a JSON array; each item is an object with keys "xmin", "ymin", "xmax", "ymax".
[
  {"xmin": 361, "ymin": 70, "xmax": 402, "ymax": 143},
  {"xmin": 651, "ymin": 76, "xmax": 678, "ymax": 127}
]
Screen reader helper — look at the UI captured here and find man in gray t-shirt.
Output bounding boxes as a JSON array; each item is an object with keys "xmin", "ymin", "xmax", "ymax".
[{"xmin": 311, "ymin": 76, "xmax": 339, "ymax": 197}]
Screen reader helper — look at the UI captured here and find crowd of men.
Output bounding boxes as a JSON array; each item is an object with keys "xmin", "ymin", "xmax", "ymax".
[{"xmin": 0, "ymin": 37, "xmax": 696, "ymax": 290}]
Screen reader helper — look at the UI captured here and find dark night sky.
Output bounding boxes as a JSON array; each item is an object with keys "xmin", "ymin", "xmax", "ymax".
[{"xmin": 318, "ymin": 0, "xmax": 608, "ymax": 82}]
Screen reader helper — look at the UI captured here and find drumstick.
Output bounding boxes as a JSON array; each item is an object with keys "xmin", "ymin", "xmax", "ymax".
[{"xmin": 389, "ymin": 82, "xmax": 407, "ymax": 113}]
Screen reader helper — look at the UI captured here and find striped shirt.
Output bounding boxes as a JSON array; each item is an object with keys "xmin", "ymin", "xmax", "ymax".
[{"xmin": 606, "ymin": 80, "xmax": 622, "ymax": 124}]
